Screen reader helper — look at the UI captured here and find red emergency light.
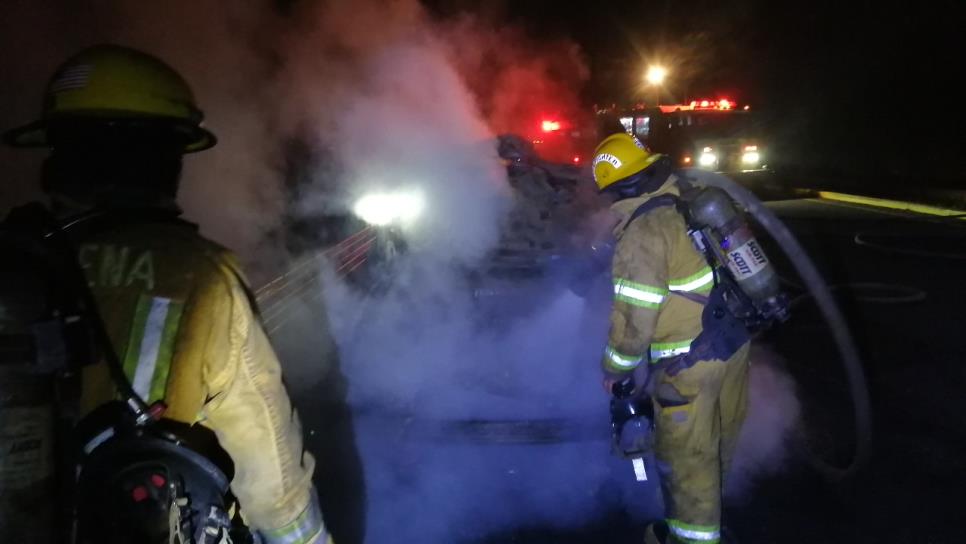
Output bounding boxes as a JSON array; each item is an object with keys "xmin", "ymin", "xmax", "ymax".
[
  {"xmin": 572, "ymin": 155, "xmax": 581, "ymax": 164},
  {"xmin": 690, "ymin": 99, "xmax": 735, "ymax": 110},
  {"xmin": 541, "ymin": 120, "xmax": 561, "ymax": 132}
]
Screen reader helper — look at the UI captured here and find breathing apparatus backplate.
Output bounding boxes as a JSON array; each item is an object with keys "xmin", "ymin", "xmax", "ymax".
[{"xmin": 75, "ymin": 415, "xmax": 233, "ymax": 543}]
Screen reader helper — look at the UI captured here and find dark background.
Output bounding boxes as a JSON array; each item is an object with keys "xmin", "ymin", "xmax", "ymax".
[{"xmin": 426, "ymin": 0, "xmax": 966, "ymax": 189}]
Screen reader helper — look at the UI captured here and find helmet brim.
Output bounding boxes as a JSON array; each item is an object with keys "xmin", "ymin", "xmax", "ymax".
[
  {"xmin": 182, "ymin": 126, "xmax": 217, "ymax": 153},
  {"xmin": 2, "ymin": 118, "xmax": 217, "ymax": 153},
  {"xmin": 2, "ymin": 120, "xmax": 48, "ymax": 148}
]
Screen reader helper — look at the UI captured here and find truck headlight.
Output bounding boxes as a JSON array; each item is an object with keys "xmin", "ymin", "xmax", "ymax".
[
  {"xmin": 698, "ymin": 150, "xmax": 717, "ymax": 167},
  {"xmin": 353, "ymin": 191, "xmax": 425, "ymax": 226},
  {"xmin": 741, "ymin": 151, "xmax": 760, "ymax": 164}
]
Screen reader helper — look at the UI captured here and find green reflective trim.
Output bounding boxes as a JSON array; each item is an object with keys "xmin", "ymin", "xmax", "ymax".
[
  {"xmin": 670, "ymin": 534, "xmax": 719, "ymax": 542},
  {"xmin": 148, "ymin": 301, "xmax": 184, "ymax": 403},
  {"xmin": 604, "ymin": 345, "xmax": 643, "ymax": 372},
  {"xmin": 670, "ymin": 267, "xmax": 712, "ymax": 286},
  {"xmin": 121, "ymin": 296, "xmax": 184, "ymax": 404},
  {"xmin": 614, "ymin": 293, "xmax": 662, "ymax": 309},
  {"xmin": 669, "ymin": 266, "xmax": 714, "ymax": 293},
  {"xmin": 614, "ymin": 278, "xmax": 667, "ymax": 309},
  {"xmin": 667, "ymin": 519, "xmax": 721, "ymax": 543},
  {"xmin": 122, "ymin": 296, "xmax": 153, "ymax": 381},
  {"xmin": 668, "ymin": 519, "xmax": 720, "ymax": 532},
  {"xmin": 651, "ymin": 339, "xmax": 694, "ymax": 351},
  {"xmin": 262, "ymin": 491, "xmax": 325, "ymax": 544},
  {"xmin": 613, "ymin": 277, "xmax": 668, "ymax": 296},
  {"xmin": 649, "ymin": 339, "xmax": 695, "ymax": 361}
]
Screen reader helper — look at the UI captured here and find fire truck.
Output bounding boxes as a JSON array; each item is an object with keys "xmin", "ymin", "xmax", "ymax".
[
  {"xmin": 527, "ymin": 117, "xmax": 598, "ymax": 167},
  {"xmin": 608, "ymin": 99, "xmax": 768, "ymax": 175}
]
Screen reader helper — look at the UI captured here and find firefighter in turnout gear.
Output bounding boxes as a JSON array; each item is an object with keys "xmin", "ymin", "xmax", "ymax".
[
  {"xmin": 3, "ymin": 45, "xmax": 330, "ymax": 543},
  {"xmin": 593, "ymin": 133, "xmax": 751, "ymax": 544}
]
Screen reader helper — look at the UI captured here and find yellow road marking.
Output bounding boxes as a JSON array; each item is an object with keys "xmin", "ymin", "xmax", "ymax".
[
  {"xmin": 808, "ymin": 198, "xmax": 918, "ymax": 219},
  {"xmin": 817, "ymin": 191, "xmax": 966, "ymax": 220}
]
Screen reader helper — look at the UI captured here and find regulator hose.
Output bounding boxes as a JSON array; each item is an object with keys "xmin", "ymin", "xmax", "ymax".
[{"xmin": 682, "ymin": 169, "xmax": 872, "ymax": 482}]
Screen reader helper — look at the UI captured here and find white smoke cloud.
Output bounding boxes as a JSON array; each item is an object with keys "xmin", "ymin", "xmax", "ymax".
[
  {"xmin": 726, "ymin": 344, "xmax": 803, "ymax": 500},
  {"xmin": 324, "ymin": 264, "xmax": 666, "ymax": 542},
  {"xmin": 324, "ymin": 262, "xmax": 802, "ymax": 542},
  {"xmin": 321, "ymin": 42, "xmax": 509, "ymax": 265}
]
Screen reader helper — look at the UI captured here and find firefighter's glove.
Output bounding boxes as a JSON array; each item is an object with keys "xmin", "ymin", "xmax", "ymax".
[
  {"xmin": 602, "ymin": 364, "xmax": 651, "ymax": 396},
  {"xmin": 602, "ymin": 373, "xmax": 628, "ymax": 395}
]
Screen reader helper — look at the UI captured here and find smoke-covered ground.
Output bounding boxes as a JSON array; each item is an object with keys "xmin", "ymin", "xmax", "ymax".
[{"xmin": 315, "ymin": 250, "xmax": 801, "ymax": 543}]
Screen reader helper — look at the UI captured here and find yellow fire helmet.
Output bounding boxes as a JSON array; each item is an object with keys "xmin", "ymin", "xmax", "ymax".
[
  {"xmin": 3, "ymin": 44, "xmax": 215, "ymax": 153},
  {"xmin": 592, "ymin": 133, "xmax": 663, "ymax": 191}
]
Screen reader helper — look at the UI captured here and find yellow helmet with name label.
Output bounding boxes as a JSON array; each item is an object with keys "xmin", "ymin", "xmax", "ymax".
[{"xmin": 592, "ymin": 133, "xmax": 663, "ymax": 191}]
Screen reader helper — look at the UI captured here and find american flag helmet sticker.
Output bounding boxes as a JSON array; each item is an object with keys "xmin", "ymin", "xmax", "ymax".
[{"xmin": 50, "ymin": 64, "xmax": 93, "ymax": 93}]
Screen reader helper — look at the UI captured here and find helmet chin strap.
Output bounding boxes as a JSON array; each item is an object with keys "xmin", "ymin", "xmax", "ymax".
[{"xmin": 603, "ymin": 156, "xmax": 674, "ymax": 200}]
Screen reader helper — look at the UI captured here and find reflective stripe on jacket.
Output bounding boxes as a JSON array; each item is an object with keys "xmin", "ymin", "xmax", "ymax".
[
  {"xmin": 602, "ymin": 177, "xmax": 713, "ymax": 376},
  {"xmin": 76, "ymin": 219, "xmax": 324, "ymax": 540}
]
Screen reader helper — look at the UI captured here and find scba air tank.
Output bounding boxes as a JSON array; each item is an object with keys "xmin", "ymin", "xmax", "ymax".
[{"xmin": 687, "ymin": 187, "xmax": 785, "ymax": 320}]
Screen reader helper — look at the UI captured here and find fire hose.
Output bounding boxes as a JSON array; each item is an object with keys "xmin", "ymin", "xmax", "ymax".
[{"xmin": 683, "ymin": 169, "xmax": 872, "ymax": 482}]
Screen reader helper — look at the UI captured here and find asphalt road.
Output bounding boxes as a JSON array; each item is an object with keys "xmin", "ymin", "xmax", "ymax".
[
  {"xmin": 729, "ymin": 198, "xmax": 966, "ymax": 544},
  {"xmin": 274, "ymin": 196, "xmax": 966, "ymax": 544}
]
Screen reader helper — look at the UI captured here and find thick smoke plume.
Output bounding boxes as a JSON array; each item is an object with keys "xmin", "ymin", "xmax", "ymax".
[{"xmin": 440, "ymin": 17, "xmax": 592, "ymax": 139}]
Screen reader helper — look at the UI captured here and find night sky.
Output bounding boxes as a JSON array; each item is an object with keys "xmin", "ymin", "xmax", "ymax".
[
  {"xmin": 426, "ymin": 0, "xmax": 966, "ymax": 185},
  {"xmin": 1, "ymin": 0, "xmax": 963, "ymax": 192}
]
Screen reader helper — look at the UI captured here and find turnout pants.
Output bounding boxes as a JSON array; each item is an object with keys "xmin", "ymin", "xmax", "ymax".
[{"xmin": 652, "ymin": 342, "xmax": 751, "ymax": 544}]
